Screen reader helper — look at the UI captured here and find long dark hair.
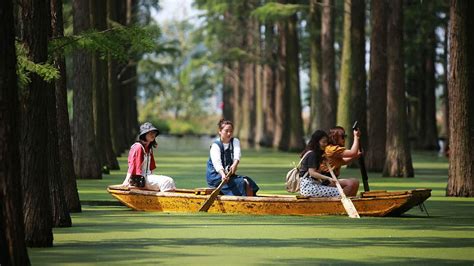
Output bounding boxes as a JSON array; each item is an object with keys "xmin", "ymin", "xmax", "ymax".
[
  {"xmin": 300, "ymin": 130, "xmax": 328, "ymax": 168},
  {"xmin": 138, "ymin": 134, "xmax": 157, "ymax": 149}
]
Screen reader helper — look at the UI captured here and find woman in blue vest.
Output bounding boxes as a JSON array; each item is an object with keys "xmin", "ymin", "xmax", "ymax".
[{"xmin": 206, "ymin": 119, "xmax": 259, "ymax": 196}]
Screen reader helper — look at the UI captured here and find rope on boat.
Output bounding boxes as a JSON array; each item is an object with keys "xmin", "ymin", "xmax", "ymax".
[{"xmin": 418, "ymin": 202, "xmax": 429, "ymax": 217}]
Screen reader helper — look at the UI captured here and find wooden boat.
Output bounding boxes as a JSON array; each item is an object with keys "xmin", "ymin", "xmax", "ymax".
[{"xmin": 107, "ymin": 185, "xmax": 431, "ymax": 217}]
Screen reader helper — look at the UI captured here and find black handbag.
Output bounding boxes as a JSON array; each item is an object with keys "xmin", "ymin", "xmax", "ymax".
[{"xmin": 130, "ymin": 175, "xmax": 145, "ymax": 187}]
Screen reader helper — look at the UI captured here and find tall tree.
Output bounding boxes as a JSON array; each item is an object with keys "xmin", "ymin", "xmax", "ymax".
[
  {"xmin": 91, "ymin": 0, "xmax": 120, "ymax": 171},
  {"xmin": 72, "ymin": 0, "xmax": 102, "ymax": 179},
  {"xmin": 366, "ymin": 0, "xmax": 387, "ymax": 171},
  {"xmin": 273, "ymin": 19, "xmax": 289, "ymax": 150},
  {"xmin": 124, "ymin": 0, "xmax": 140, "ymax": 142},
  {"xmin": 19, "ymin": 0, "xmax": 54, "ymax": 246},
  {"xmin": 421, "ymin": 5, "xmax": 439, "ymax": 150},
  {"xmin": 286, "ymin": 6, "xmax": 305, "ymax": 151},
  {"xmin": 0, "ymin": 0, "xmax": 30, "ymax": 262},
  {"xmin": 320, "ymin": 0, "xmax": 337, "ymax": 132},
  {"xmin": 240, "ymin": 1, "xmax": 257, "ymax": 144},
  {"xmin": 446, "ymin": 0, "xmax": 474, "ymax": 196},
  {"xmin": 308, "ymin": 0, "xmax": 322, "ymax": 132},
  {"xmin": 261, "ymin": 23, "xmax": 277, "ymax": 146},
  {"xmin": 108, "ymin": 0, "xmax": 129, "ymax": 155},
  {"xmin": 51, "ymin": 0, "xmax": 82, "ymax": 212},
  {"xmin": 383, "ymin": 0, "xmax": 414, "ymax": 177},
  {"xmin": 48, "ymin": 0, "xmax": 71, "ymax": 227},
  {"xmin": 337, "ymin": 0, "xmax": 353, "ymax": 141},
  {"xmin": 350, "ymin": 0, "xmax": 367, "ymax": 148}
]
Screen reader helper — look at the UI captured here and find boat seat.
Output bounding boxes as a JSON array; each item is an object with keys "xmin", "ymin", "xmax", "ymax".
[{"xmin": 194, "ymin": 188, "xmax": 215, "ymax": 195}]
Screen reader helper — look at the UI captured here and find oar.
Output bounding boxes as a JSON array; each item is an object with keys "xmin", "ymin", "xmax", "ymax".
[
  {"xmin": 325, "ymin": 162, "xmax": 360, "ymax": 218},
  {"xmin": 199, "ymin": 172, "xmax": 231, "ymax": 212},
  {"xmin": 352, "ymin": 121, "xmax": 370, "ymax": 192}
]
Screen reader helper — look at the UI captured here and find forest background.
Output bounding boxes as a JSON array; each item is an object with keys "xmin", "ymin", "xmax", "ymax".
[{"xmin": 1, "ymin": 0, "xmax": 473, "ymax": 264}]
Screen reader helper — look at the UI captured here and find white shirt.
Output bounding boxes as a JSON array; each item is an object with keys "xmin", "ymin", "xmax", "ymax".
[{"xmin": 210, "ymin": 138, "xmax": 241, "ymax": 173}]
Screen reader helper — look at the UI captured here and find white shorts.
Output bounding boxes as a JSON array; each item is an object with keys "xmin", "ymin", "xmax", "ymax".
[{"xmin": 145, "ymin": 175, "xmax": 176, "ymax": 192}]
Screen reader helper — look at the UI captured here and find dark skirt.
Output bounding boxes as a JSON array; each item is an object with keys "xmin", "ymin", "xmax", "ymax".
[{"xmin": 206, "ymin": 171, "xmax": 259, "ymax": 196}]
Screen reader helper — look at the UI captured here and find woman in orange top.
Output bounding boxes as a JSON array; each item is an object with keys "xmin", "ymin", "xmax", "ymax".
[{"xmin": 319, "ymin": 126, "xmax": 361, "ymax": 196}]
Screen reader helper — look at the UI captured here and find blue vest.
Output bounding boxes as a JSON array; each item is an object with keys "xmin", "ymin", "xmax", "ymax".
[{"xmin": 206, "ymin": 138, "xmax": 233, "ymax": 184}]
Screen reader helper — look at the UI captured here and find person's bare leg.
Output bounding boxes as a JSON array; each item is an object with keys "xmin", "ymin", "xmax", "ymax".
[{"xmin": 339, "ymin": 178, "xmax": 359, "ymax": 197}]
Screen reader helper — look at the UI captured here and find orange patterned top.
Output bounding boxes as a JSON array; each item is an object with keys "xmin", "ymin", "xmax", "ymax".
[{"xmin": 319, "ymin": 144, "xmax": 346, "ymax": 176}]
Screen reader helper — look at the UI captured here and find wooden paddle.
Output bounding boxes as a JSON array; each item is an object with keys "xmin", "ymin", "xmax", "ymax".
[
  {"xmin": 198, "ymin": 172, "xmax": 231, "ymax": 212},
  {"xmin": 325, "ymin": 162, "xmax": 360, "ymax": 218}
]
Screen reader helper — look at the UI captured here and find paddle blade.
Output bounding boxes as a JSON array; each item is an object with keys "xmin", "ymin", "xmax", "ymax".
[
  {"xmin": 198, "ymin": 191, "xmax": 219, "ymax": 212},
  {"xmin": 341, "ymin": 197, "xmax": 360, "ymax": 218}
]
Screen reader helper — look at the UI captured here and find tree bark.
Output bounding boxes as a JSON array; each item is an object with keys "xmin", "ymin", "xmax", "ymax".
[
  {"xmin": 320, "ymin": 0, "xmax": 337, "ymax": 132},
  {"xmin": 446, "ymin": 0, "xmax": 474, "ymax": 196},
  {"xmin": 261, "ymin": 23, "xmax": 276, "ymax": 147},
  {"xmin": 337, "ymin": 0, "xmax": 353, "ymax": 144},
  {"xmin": 49, "ymin": 0, "xmax": 72, "ymax": 228},
  {"xmin": 91, "ymin": 0, "xmax": 120, "ymax": 170},
  {"xmin": 350, "ymin": 0, "xmax": 367, "ymax": 150},
  {"xmin": 422, "ymin": 28, "xmax": 439, "ymax": 150},
  {"xmin": 308, "ymin": 0, "xmax": 322, "ymax": 132},
  {"xmin": 240, "ymin": 10, "xmax": 256, "ymax": 144},
  {"xmin": 72, "ymin": 0, "xmax": 102, "ymax": 179},
  {"xmin": 274, "ymin": 20, "xmax": 289, "ymax": 150},
  {"xmin": 286, "ymin": 10, "xmax": 305, "ymax": 151},
  {"xmin": 51, "ymin": 0, "xmax": 82, "ymax": 213},
  {"xmin": 19, "ymin": 0, "xmax": 54, "ymax": 246},
  {"xmin": 383, "ymin": 0, "xmax": 414, "ymax": 177},
  {"xmin": 0, "ymin": 0, "xmax": 31, "ymax": 262},
  {"xmin": 108, "ymin": 0, "xmax": 129, "ymax": 155},
  {"xmin": 366, "ymin": 0, "xmax": 387, "ymax": 171}
]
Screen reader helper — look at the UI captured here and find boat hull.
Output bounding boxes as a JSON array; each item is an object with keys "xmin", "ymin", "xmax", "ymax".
[{"xmin": 107, "ymin": 186, "xmax": 431, "ymax": 217}]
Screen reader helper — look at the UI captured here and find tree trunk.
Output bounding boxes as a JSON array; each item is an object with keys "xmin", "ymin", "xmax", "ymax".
[
  {"xmin": 51, "ymin": 0, "xmax": 81, "ymax": 212},
  {"xmin": 91, "ymin": 0, "xmax": 120, "ymax": 170},
  {"xmin": 440, "ymin": 17, "xmax": 449, "ymax": 155},
  {"xmin": 108, "ymin": 0, "xmax": 128, "ymax": 155},
  {"xmin": 124, "ymin": 0, "xmax": 139, "ymax": 142},
  {"xmin": 261, "ymin": 23, "xmax": 276, "ymax": 147},
  {"xmin": 240, "ymin": 13, "xmax": 256, "ymax": 144},
  {"xmin": 422, "ymin": 29, "xmax": 439, "ymax": 150},
  {"xmin": 366, "ymin": 0, "xmax": 387, "ymax": 171},
  {"xmin": 19, "ymin": 0, "xmax": 54, "ymax": 247},
  {"xmin": 72, "ymin": 0, "xmax": 102, "ymax": 179},
  {"xmin": 308, "ymin": 0, "xmax": 322, "ymax": 132},
  {"xmin": 350, "ymin": 0, "xmax": 367, "ymax": 150},
  {"xmin": 446, "ymin": 0, "xmax": 474, "ymax": 196},
  {"xmin": 383, "ymin": 0, "xmax": 414, "ymax": 177},
  {"xmin": 337, "ymin": 0, "xmax": 353, "ymax": 144},
  {"xmin": 0, "ymin": 0, "xmax": 31, "ymax": 262},
  {"xmin": 49, "ymin": 0, "xmax": 72, "ymax": 228},
  {"xmin": 274, "ymin": 21, "xmax": 289, "ymax": 150},
  {"xmin": 320, "ymin": 0, "xmax": 337, "ymax": 132},
  {"xmin": 255, "ymin": 22, "xmax": 264, "ymax": 146},
  {"xmin": 286, "ymin": 10, "xmax": 305, "ymax": 151}
]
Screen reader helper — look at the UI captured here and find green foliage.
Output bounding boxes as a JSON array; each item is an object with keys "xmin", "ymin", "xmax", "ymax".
[
  {"xmin": 15, "ymin": 42, "xmax": 60, "ymax": 89},
  {"xmin": 138, "ymin": 20, "xmax": 219, "ymax": 120},
  {"xmin": 49, "ymin": 24, "xmax": 163, "ymax": 62},
  {"xmin": 251, "ymin": 2, "xmax": 306, "ymax": 22}
]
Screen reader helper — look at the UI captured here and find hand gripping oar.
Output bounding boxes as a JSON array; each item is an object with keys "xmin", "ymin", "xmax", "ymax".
[
  {"xmin": 199, "ymin": 172, "xmax": 231, "ymax": 212},
  {"xmin": 325, "ymin": 162, "xmax": 360, "ymax": 218},
  {"xmin": 352, "ymin": 121, "xmax": 370, "ymax": 192}
]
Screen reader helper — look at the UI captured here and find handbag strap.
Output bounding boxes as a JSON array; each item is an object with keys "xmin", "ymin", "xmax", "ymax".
[{"xmin": 297, "ymin": 151, "xmax": 312, "ymax": 169}]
